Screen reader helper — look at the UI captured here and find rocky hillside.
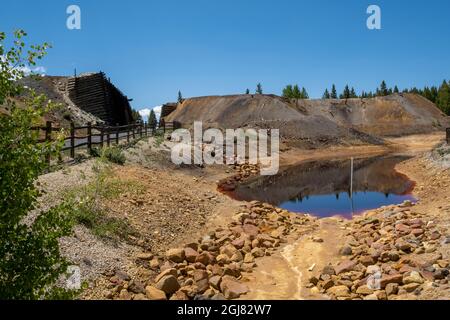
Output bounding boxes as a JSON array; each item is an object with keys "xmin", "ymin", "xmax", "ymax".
[{"xmin": 166, "ymin": 93, "xmax": 449, "ymax": 148}]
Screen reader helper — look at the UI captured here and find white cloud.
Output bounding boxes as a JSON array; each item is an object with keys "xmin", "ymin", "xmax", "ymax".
[
  {"xmin": 0, "ymin": 55, "xmax": 47, "ymax": 77},
  {"xmin": 138, "ymin": 105, "xmax": 162, "ymax": 121}
]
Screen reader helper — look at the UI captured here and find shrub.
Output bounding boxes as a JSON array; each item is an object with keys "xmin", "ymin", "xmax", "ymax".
[
  {"xmin": 0, "ymin": 30, "xmax": 75, "ymax": 299},
  {"xmin": 102, "ymin": 146, "xmax": 126, "ymax": 165}
]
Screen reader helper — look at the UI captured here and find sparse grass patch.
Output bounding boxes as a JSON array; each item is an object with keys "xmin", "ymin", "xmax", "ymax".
[
  {"xmin": 101, "ymin": 146, "xmax": 126, "ymax": 165},
  {"xmin": 63, "ymin": 162, "xmax": 138, "ymax": 242}
]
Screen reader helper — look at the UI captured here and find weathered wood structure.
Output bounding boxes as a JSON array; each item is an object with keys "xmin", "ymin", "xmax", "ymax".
[
  {"xmin": 159, "ymin": 102, "xmax": 178, "ymax": 126},
  {"xmin": 67, "ymin": 72, "xmax": 133, "ymax": 125}
]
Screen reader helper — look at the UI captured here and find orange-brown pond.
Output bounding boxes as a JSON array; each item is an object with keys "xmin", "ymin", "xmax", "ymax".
[{"xmin": 230, "ymin": 155, "xmax": 416, "ymax": 219}]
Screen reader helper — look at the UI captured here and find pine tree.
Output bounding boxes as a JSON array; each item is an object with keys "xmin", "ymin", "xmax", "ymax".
[
  {"xmin": 330, "ymin": 84, "xmax": 337, "ymax": 99},
  {"xmin": 322, "ymin": 89, "xmax": 330, "ymax": 99},
  {"xmin": 245, "ymin": 88, "xmax": 250, "ymax": 94},
  {"xmin": 436, "ymin": 80, "xmax": 450, "ymax": 115},
  {"xmin": 393, "ymin": 85, "xmax": 399, "ymax": 93},
  {"xmin": 301, "ymin": 87, "xmax": 309, "ymax": 99},
  {"xmin": 178, "ymin": 91, "xmax": 183, "ymax": 103},
  {"xmin": 378, "ymin": 81, "xmax": 388, "ymax": 96},
  {"xmin": 282, "ymin": 85, "xmax": 293, "ymax": 98},
  {"xmin": 350, "ymin": 87, "xmax": 357, "ymax": 98},
  {"xmin": 293, "ymin": 85, "xmax": 301, "ymax": 99},
  {"xmin": 148, "ymin": 109, "xmax": 157, "ymax": 129},
  {"xmin": 341, "ymin": 85, "xmax": 351, "ymax": 99},
  {"xmin": 256, "ymin": 83, "xmax": 263, "ymax": 94}
]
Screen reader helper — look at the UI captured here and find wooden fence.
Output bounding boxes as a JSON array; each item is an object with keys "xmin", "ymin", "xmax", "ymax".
[{"xmin": 32, "ymin": 120, "xmax": 180, "ymax": 163}]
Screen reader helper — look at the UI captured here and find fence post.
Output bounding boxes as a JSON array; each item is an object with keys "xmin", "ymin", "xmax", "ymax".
[
  {"xmin": 144, "ymin": 122, "xmax": 148, "ymax": 137},
  {"xmin": 87, "ymin": 122, "xmax": 92, "ymax": 154},
  {"xmin": 45, "ymin": 121, "xmax": 52, "ymax": 165},
  {"xmin": 100, "ymin": 126, "xmax": 104, "ymax": 148},
  {"xmin": 447, "ymin": 128, "xmax": 450, "ymax": 145},
  {"xmin": 140, "ymin": 123, "xmax": 143, "ymax": 138},
  {"xmin": 127, "ymin": 125, "xmax": 130, "ymax": 143},
  {"xmin": 70, "ymin": 122, "xmax": 75, "ymax": 159},
  {"xmin": 116, "ymin": 124, "xmax": 120, "ymax": 145},
  {"xmin": 107, "ymin": 127, "xmax": 111, "ymax": 147}
]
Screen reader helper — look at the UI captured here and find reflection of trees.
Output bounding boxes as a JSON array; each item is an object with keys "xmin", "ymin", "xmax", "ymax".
[{"xmin": 233, "ymin": 155, "xmax": 414, "ymax": 205}]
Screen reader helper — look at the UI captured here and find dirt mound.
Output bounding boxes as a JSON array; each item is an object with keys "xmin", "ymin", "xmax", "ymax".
[
  {"xmin": 18, "ymin": 76, "xmax": 103, "ymax": 127},
  {"xmin": 166, "ymin": 93, "xmax": 449, "ymax": 148},
  {"xmin": 299, "ymin": 93, "xmax": 449, "ymax": 136},
  {"xmin": 166, "ymin": 95, "xmax": 383, "ymax": 149}
]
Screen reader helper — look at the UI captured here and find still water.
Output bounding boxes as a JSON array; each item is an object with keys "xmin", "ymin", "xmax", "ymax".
[{"xmin": 231, "ymin": 155, "xmax": 416, "ymax": 219}]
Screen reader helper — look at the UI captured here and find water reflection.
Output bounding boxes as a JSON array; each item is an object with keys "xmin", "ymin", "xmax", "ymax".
[{"xmin": 231, "ymin": 155, "xmax": 416, "ymax": 219}]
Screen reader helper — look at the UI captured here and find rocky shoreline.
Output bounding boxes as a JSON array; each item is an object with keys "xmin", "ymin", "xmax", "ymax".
[{"xmin": 309, "ymin": 201, "xmax": 450, "ymax": 300}]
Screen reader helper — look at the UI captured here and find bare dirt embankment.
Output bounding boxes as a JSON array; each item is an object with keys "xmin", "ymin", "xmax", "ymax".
[{"xmin": 166, "ymin": 93, "xmax": 450, "ymax": 149}]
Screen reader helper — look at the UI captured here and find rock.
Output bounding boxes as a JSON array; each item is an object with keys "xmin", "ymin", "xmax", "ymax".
[
  {"xmin": 184, "ymin": 247, "xmax": 199, "ymax": 263},
  {"xmin": 170, "ymin": 290, "xmax": 189, "ymax": 300},
  {"xmin": 363, "ymin": 293, "xmax": 378, "ymax": 300},
  {"xmin": 156, "ymin": 275, "xmax": 180, "ymax": 295},
  {"xmin": 166, "ymin": 248, "xmax": 185, "ymax": 263},
  {"xmin": 359, "ymin": 256, "xmax": 375, "ymax": 267},
  {"xmin": 216, "ymin": 254, "xmax": 230, "ymax": 265},
  {"xmin": 133, "ymin": 293, "xmax": 147, "ymax": 300},
  {"xmin": 411, "ymin": 229, "xmax": 424, "ymax": 237},
  {"xmin": 231, "ymin": 238, "xmax": 245, "ymax": 249},
  {"xmin": 403, "ymin": 271, "xmax": 424, "ymax": 284},
  {"xmin": 395, "ymin": 224, "xmax": 411, "ymax": 235},
  {"xmin": 251, "ymin": 247, "xmax": 265, "ymax": 258},
  {"xmin": 322, "ymin": 265, "xmax": 336, "ymax": 275},
  {"xmin": 380, "ymin": 274, "xmax": 403, "ymax": 289},
  {"xmin": 149, "ymin": 258, "xmax": 160, "ymax": 269},
  {"xmin": 221, "ymin": 244, "xmax": 238, "ymax": 257},
  {"xmin": 242, "ymin": 224, "xmax": 259, "ymax": 239},
  {"xmin": 309, "ymin": 276, "xmax": 319, "ymax": 286},
  {"xmin": 137, "ymin": 253, "xmax": 153, "ymax": 260},
  {"xmin": 335, "ymin": 260, "xmax": 357, "ymax": 275},
  {"xmin": 118, "ymin": 289, "xmax": 132, "ymax": 300},
  {"xmin": 196, "ymin": 252, "xmax": 214, "ymax": 265},
  {"xmin": 145, "ymin": 286, "xmax": 167, "ymax": 300},
  {"xmin": 395, "ymin": 239, "xmax": 412, "ymax": 252},
  {"xmin": 366, "ymin": 265, "xmax": 380, "ymax": 275},
  {"xmin": 220, "ymin": 277, "xmax": 249, "ymax": 299},
  {"xmin": 194, "ymin": 270, "xmax": 210, "ymax": 293},
  {"xmin": 356, "ymin": 285, "xmax": 374, "ymax": 295},
  {"xmin": 385, "ymin": 283, "xmax": 399, "ymax": 296},
  {"xmin": 128, "ymin": 280, "xmax": 145, "ymax": 294},
  {"xmin": 115, "ymin": 270, "xmax": 131, "ymax": 281},
  {"xmin": 339, "ymin": 245, "xmax": 353, "ymax": 256},
  {"xmin": 155, "ymin": 268, "xmax": 178, "ymax": 283},
  {"xmin": 433, "ymin": 268, "xmax": 449, "ymax": 280},
  {"xmin": 326, "ymin": 285, "xmax": 350, "ymax": 298},
  {"xmin": 209, "ymin": 275, "xmax": 222, "ymax": 290},
  {"xmin": 388, "ymin": 251, "xmax": 400, "ymax": 262},
  {"xmin": 322, "ymin": 279, "xmax": 335, "ymax": 291},
  {"xmin": 243, "ymin": 253, "xmax": 255, "ymax": 263},
  {"xmin": 230, "ymin": 251, "xmax": 243, "ymax": 262},
  {"xmin": 402, "ymin": 283, "xmax": 421, "ymax": 293}
]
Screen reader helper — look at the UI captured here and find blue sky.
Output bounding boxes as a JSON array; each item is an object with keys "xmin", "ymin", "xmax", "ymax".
[{"xmin": 1, "ymin": 0, "xmax": 449, "ymax": 113}]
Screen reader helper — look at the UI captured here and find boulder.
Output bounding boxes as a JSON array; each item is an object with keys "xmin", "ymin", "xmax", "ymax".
[
  {"xmin": 184, "ymin": 247, "xmax": 199, "ymax": 263},
  {"xmin": 220, "ymin": 277, "xmax": 249, "ymax": 299},
  {"xmin": 196, "ymin": 251, "xmax": 214, "ymax": 265},
  {"xmin": 403, "ymin": 271, "xmax": 424, "ymax": 284},
  {"xmin": 380, "ymin": 274, "xmax": 403, "ymax": 289},
  {"xmin": 145, "ymin": 286, "xmax": 167, "ymax": 300},
  {"xmin": 156, "ymin": 275, "xmax": 180, "ymax": 295},
  {"xmin": 335, "ymin": 260, "xmax": 357, "ymax": 275},
  {"xmin": 166, "ymin": 248, "xmax": 185, "ymax": 263},
  {"xmin": 155, "ymin": 268, "xmax": 177, "ymax": 283},
  {"xmin": 326, "ymin": 285, "xmax": 350, "ymax": 298}
]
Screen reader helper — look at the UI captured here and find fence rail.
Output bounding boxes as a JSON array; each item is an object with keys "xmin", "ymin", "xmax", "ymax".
[{"xmin": 32, "ymin": 120, "xmax": 180, "ymax": 164}]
